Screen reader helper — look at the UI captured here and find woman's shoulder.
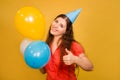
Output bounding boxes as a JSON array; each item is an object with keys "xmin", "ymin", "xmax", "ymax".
[
  {"xmin": 71, "ymin": 41, "xmax": 82, "ymax": 46},
  {"xmin": 71, "ymin": 41, "xmax": 84, "ymax": 55}
]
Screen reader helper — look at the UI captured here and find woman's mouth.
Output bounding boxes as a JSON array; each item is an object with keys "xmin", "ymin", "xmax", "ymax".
[{"xmin": 51, "ymin": 28, "xmax": 57, "ymax": 32}]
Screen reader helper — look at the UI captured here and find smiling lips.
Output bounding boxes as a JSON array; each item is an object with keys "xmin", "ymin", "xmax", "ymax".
[{"xmin": 51, "ymin": 28, "xmax": 58, "ymax": 32}]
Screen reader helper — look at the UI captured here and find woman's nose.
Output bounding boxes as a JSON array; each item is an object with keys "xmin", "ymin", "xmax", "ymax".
[{"xmin": 53, "ymin": 23, "xmax": 58, "ymax": 28}]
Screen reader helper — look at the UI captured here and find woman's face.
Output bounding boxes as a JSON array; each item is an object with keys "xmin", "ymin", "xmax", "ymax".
[{"xmin": 50, "ymin": 17, "xmax": 67, "ymax": 37}]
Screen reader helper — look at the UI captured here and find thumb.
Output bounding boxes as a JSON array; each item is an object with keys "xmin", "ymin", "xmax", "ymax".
[{"xmin": 65, "ymin": 48, "xmax": 72, "ymax": 55}]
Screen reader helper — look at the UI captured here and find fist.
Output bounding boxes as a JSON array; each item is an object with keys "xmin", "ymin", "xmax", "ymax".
[{"xmin": 63, "ymin": 48, "xmax": 76, "ymax": 65}]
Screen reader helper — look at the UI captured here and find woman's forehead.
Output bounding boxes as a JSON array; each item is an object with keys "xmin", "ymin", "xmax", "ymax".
[{"xmin": 55, "ymin": 17, "xmax": 67, "ymax": 25}]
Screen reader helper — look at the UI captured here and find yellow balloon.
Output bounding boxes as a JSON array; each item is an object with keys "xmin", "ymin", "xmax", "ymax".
[{"xmin": 15, "ymin": 6, "xmax": 45, "ymax": 40}]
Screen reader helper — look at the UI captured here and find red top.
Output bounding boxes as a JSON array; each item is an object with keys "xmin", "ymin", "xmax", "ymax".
[{"xmin": 45, "ymin": 41, "xmax": 84, "ymax": 80}]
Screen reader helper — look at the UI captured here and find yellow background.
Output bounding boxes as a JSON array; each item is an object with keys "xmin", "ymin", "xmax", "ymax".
[{"xmin": 0, "ymin": 0, "xmax": 120, "ymax": 80}]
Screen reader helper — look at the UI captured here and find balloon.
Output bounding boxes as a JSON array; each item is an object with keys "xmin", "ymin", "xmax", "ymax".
[
  {"xmin": 20, "ymin": 38, "xmax": 32, "ymax": 55},
  {"xmin": 24, "ymin": 40, "xmax": 51, "ymax": 69},
  {"xmin": 15, "ymin": 6, "xmax": 46, "ymax": 40}
]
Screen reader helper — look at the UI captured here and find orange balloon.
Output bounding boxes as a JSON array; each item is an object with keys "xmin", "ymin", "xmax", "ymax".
[{"xmin": 15, "ymin": 6, "xmax": 45, "ymax": 40}]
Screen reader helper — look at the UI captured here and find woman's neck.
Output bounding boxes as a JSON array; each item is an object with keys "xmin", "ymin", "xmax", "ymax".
[{"xmin": 52, "ymin": 36, "xmax": 62, "ymax": 46}]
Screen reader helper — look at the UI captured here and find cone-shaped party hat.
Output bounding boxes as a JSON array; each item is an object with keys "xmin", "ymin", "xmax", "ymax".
[{"xmin": 66, "ymin": 8, "xmax": 82, "ymax": 23}]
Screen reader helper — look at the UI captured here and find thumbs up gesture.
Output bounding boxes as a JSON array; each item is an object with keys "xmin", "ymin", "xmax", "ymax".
[{"xmin": 63, "ymin": 48, "xmax": 76, "ymax": 65}]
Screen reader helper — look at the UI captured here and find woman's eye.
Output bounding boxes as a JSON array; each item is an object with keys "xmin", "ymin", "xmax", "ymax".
[
  {"xmin": 55, "ymin": 20, "xmax": 58, "ymax": 23},
  {"xmin": 60, "ymin": 24, "xmax": 63, "ymax": 28}
]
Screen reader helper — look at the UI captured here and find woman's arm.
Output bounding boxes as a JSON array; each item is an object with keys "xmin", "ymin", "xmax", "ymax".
[
  {"xmin": 73, "ymin": 53, "xmax": 93, "ymax": 71},
  {"xmin": 63, "ymin": 48, "xmax": 93, "ymax": 71}
]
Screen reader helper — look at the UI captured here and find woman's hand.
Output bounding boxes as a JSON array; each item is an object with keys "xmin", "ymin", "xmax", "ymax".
[
  {"xmin": 63, "ymin": 48, "xmax": 93, "ymax": 71},
  {"xmin": 39, "ymin": 67, "xmax": 46, "ymax": 74},
  {"xmin": 63, "ymin": 48, "xmax": 76, "ymax": 65}
]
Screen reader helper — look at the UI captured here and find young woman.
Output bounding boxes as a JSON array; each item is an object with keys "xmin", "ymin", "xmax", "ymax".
[{"xmin": 40, "ymin": 10, "xmax": 93, "ymax": 80}]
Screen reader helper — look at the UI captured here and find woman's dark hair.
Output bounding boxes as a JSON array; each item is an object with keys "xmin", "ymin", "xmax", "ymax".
[
  {"xmin": 46, "ymin": 14, "xmax": 74, "ymax": 61},
  {"xmin": 46, "ymin": 14, "xmax": 79, "ymax": 73}
]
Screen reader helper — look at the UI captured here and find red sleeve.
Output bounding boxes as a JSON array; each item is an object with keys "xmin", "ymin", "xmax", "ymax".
[{"xmin": 71, "ymin": 41, "xmax": 84, "ymax": 56}]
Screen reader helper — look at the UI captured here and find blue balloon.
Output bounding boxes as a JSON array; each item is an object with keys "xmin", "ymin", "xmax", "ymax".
[{"xmin": 24, "ymin": 40, "xmax": 51, "ymax": 69}]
